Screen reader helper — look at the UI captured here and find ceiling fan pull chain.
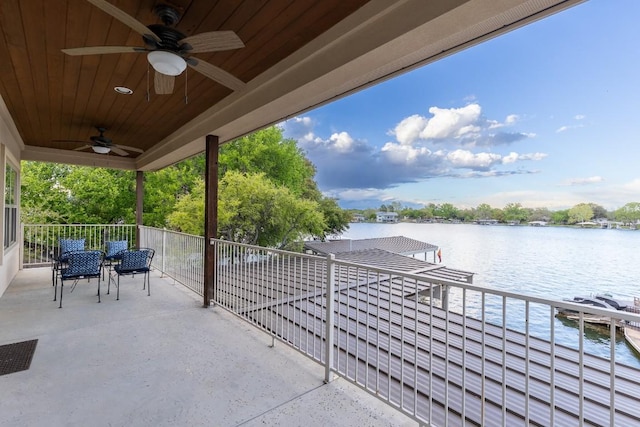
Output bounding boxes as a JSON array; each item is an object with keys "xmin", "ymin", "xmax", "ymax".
[
  {"xmin": 184, "ymin": 68, "xmax": 188, "ymax": 104},
  {"xmin": 146, "ymin": 64, "xmax": 150, "ymax": 102}
]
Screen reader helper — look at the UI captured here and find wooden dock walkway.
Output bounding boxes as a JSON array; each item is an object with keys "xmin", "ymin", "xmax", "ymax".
[{"xmin": 624, "ymin": 327, "xmax": 640, "ymax": 355}]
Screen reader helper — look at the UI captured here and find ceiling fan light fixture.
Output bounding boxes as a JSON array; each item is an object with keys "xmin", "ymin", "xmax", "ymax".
[
  {"xmin": 92, "ymin": 145, "xmax": 111, "ymax": 154},
  {"xmin": 147, "ymin": 51, "xmax": 186, "ymax": 76}
]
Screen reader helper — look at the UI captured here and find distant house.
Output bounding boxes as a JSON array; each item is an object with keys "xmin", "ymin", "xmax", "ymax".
[
  {"xmin": 376, "ymin": 212, "xmax": 399, "ymax": 223},
  {"xmin": 352, "ymin": 214, "xmax": 365, "ymax": 222}
]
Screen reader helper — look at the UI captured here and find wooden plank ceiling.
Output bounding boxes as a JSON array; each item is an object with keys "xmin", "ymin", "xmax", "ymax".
[
  {"xmin": 0, "ymin": 0, "xmax": 368, "ymax": 162},
  {"xmin": 0, "ymin": 0, "xmax": 584, "ymax": 170}
]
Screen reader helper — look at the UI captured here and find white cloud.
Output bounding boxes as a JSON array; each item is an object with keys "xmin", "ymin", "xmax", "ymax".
[
  {"xmin": 329, "ymin": 132, "xmax": 356, "ymax": 153},
  {"xmin": 393, "ymin": 114, "xmax": 429, "ymax": 145},
  {"xmin": 389, "ymin": 104, "xmax": 531, "ymax": 147},
  {"xmin": 559, "ymin": 176, "xmax": 604, "ymax": 186},
  {"xmin": 502, "ymin": 152, "xmax": 547, "ymax": 163},
  {"xmin": 446, "ymin": 149, "xmax": 502, "ymax": 169},
  {"xmin": 419, "ymin": 104, "xmax": 482, "ymax": 140},
  {"xmin": 282, "ymin": 105, "xmax": 545, "ymax": 192},
  {"xmin": 505, "ymin": 114, "xmax": 519, "ymax": 125},
  {"xmin": 574, "ymin": 114, "xmax": 586, "ymax": 120},
  {"xmin": 380, "ymin": 142, "xmax": 432, "ymax": 164}
]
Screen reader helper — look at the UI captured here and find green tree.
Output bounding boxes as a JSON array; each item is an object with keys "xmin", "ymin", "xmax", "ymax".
[
  {"xmin": 167, "ymin": 179, "xmax": 206, "ymax": 235},
  {"xmin": 20, "ymin": 162, "xmax": 135, "ymax": 224},
  {"xmin": 614, "ymin": 202, "xmax": 640, "ymax": 224},
  {"xmin": 21, "ymin": 162, "xmax": 74, "ymax": 223},
  {"xmin": 550, "ymin": 209, "xmax": 569, "ymax": 224},
  {"xmin": 528, "ymin": 207, "xmax": 551, "ymax": 222},
  {"xmin": 218, "ymin": 171, "xmax": 324, "ymax": 249},
  {"xmin": 568, "ymin": 203, "xmax": 594, "ymax": 224},
  {"xmin": 589, "ymin": 203, "xmax": 608, "ymax": 219},
  {"xmin": 389, "ymin": 201, "xmax": 402, "ymax": 212},
  {"xmin": 503, "ymin": 203, "xmax": 528, "ymax": 223},
  {"xmin": 219, "ymin": 127, "xmax": 316, "ymax": 197},
  {"xmin": 317, "ymin": 197, "xmax": 352, "ymax": 238},
  {"xmin": 475, "ymin": 203, "xmax": 493, "ymax": 220},
  {"xmin": 436, "ymin": 203, "xmax": 459, "ymax": 220}
]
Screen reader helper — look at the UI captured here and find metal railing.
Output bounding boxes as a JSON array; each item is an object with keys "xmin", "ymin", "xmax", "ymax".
[
  {"xmin": 52, "ymin": 225, "xmax": 640, "ymax": 426},
  {"xmin": 22, "ymin": 224, "xmax": 136, "ymax": 267},
  {"xmin": 139, "ymin": 226, "xmax": 204, "ymax": 295}
]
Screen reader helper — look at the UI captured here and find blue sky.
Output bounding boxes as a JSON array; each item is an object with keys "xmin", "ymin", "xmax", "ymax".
[{"xmin": 282, "ymin": 0, "xmax": 640, "ymax": 211}]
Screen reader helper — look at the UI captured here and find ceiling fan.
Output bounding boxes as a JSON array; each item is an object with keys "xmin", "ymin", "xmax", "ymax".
[
  {"xmin": 54, "ymin": 127, "xmax": 144, "ymax": 156},
  {"xmin": 61, "ymin": 0, "xmax": 245, "ymax": 94}
]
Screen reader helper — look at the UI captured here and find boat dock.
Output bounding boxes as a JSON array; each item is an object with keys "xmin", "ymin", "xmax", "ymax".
[
  {"xmin": 625, "ymin": 327, "xmax": 640, "ymax": 354},
  {"xmin": 624, "ymin": 298, "xmax": 640, "ymax": 354}
]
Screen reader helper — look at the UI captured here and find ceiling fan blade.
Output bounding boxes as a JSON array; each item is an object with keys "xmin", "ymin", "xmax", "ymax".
[
  {"xmin": 188, "ymin": 58, "xmax": 245, "ymax": 91},
  {"xmin": 86, "ymin": 0, "xmax": 160, "ymax": 42},
  {"xmin": 113, "ymin": 144, "xmax": 144, "ymax": 154},
  {"xmin": 53, "ymin": 139, "xmax": 88, "ymax": 144},
  {"xmin": 62, "ymin": 46, "xmax": 144, "ymax": 56},
  {"xmin": 109, "ymin": 146, "xmax": 129, "ymax": 156},
  {"xmin": 72, "ymin": 145, "xmax": 92, "ymax": 152},
  {"xmin": 154, "ymin": 71, "xmax": 175, "ymax": 95},
  {"xmin": 181, "ymin": 31, "xmax": 245, "ymax": 53}
]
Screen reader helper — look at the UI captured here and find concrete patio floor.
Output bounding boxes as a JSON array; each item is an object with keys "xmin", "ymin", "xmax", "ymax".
[{"xmin": 0, "ymin": 268, "xmax": 415, "ymax": 427}]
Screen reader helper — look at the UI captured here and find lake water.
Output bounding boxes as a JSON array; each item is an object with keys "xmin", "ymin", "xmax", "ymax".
[{"xmin": 342, "ymin": 222, "xmax": 640, "ymax": 367}]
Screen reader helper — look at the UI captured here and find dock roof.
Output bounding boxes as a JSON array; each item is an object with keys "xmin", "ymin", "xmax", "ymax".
[{"xmin": 304, "ymin": 236, "xmax": 438, "ymax": 256}]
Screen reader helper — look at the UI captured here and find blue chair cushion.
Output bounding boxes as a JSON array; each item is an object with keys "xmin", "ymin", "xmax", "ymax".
[
  {"xmin": 106, "ymin": 240, "xmax": 128, "ymax": 259},
  {"xmin": 59, "ymin": 239, "xmax": 85, "ymax": 260},
  {"xmin": 115, "ymin": 249, "xmax": 153, "ymax": 274},
  {"xmin": 61, "ymin": 250, "xmax": 102, "ymax": 278}
]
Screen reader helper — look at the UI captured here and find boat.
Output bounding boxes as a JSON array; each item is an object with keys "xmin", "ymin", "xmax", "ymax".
[
  {"xmin": 594, "ymin": 294, "xmax": 628, "ymax": 310},
  {"xmin": 557, "ymin": 296, "xmax": 627, "ymax": 328},
  {"xmin": 558, "ymin": 296, "xmax": 616, "ymax": 314}
]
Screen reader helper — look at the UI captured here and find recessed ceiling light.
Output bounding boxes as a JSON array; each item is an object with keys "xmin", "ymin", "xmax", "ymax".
[{"xmin": 114, "ymin": 86, "xmax": 133, "ymax": 95}]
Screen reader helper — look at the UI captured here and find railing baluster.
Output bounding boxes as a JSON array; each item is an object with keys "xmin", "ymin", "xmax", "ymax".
[
  {"xmin": 324, "ymin": 254, "xmax": 335, "ymax": 383},
  {"xmin": 610, "ymin": 317, "xmax": 615, "ymax": 427}
]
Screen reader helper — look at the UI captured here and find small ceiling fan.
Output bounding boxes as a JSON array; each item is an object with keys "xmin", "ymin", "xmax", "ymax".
[
  {"xmin": 54, "ymin": 127, "xmax": 144, "ymax": 156},
  {"xmin": 61, "ymin": 0, "xmax": 245, "ymax": 94}
]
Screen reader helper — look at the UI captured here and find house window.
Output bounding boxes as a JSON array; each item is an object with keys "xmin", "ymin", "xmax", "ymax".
[{"xmin": 4, "ymin": 163, "xmax": 17, "ymax": 249}]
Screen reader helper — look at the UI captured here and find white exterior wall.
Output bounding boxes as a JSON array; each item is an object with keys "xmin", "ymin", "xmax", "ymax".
[{"xmin": 0, "ymin": 95, "xmax": 24, "ymax": 297}]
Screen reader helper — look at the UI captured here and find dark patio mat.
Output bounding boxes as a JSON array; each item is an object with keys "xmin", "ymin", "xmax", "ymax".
[{"xmin": 0, "ymin": 339, "xmax": 38, "ymax": 376}]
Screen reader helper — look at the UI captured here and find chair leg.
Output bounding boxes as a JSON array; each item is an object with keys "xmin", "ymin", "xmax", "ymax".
[
  {"xmin": 59, "ymin": 281, "xmax": 64, "ymax": 308},
  {"xmin": 116, "ymin": 275, "xmax": 120, "ymax": 301},
  {"xmin": 97, "ymin": 275, "xmax": 101, "ymax": 303},
  {"xmin": 147, "ymin": 273, "xmax": 150, "ymax": 296}
]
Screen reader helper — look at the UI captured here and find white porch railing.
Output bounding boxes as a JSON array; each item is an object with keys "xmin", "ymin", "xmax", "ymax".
[
  {"xmin": 21, "ymin": 223, "xmax": 136, "ymax": 267},
  {"xmin": 26, "ymin": 225, "xmax": 640, "ymax": 426},
  {"xmin": 139, "ymin": 226, "xmax": 204, "ymax": 295}
]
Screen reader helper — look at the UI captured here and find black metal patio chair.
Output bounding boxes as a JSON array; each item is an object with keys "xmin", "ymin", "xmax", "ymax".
[
  {"xmin": 56, "ymin": 250, "xmax": 104, "ymax": 308},
  {"xmin": 112, "ymin": 248, "xmax": 155, "ymax": 300},
  {"xmin": 103, "ymin": 239, "xmax": 128, "ymax": 280},
  {"xmin": 52, "ymin": 238, "xmax": 86, "ymax": 288}
]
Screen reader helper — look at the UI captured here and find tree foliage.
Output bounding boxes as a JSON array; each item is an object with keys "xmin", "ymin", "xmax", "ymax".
[
  {"xmin": 21, "ymin": 162, "xmax": 135, "ymax": 224},
  {"xmin": 219, "ymin": 127, "xmax": 316, "ymax": 197},
  {"xmin": 218, "ymin": 171, "xmax": 325, "ymax": 249},
  {"xmin": 568, "ymin": 203, "xmax": 594, "ymax": 224},
  {"xmin": 503, "ymin": 203, "xmax": 528, "ymax": 222},
  {"xmin": 614, "ymin": 202, "xmax": 640, "ymax": 223}
]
